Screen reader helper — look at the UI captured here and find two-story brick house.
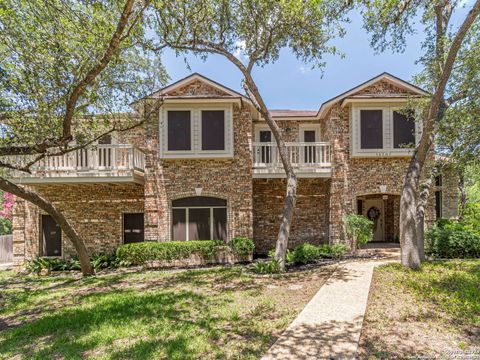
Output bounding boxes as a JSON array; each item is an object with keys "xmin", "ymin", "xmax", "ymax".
[{"xmin": 10, "ymin": 72, "xmax": 458, "ymax": 265}]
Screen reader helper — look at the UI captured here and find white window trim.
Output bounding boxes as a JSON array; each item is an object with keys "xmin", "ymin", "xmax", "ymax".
[
  {"xmin": 159, "ymin": 103, "xmax": 234, "ymax": 159},
  {"xmin": 254, "ymin": 124, "xmax": 272, "ymax": 143},
  {"xmin": 298, "ymin": 124, "xmax": 321, "ymax": 142},
  {"xmin": 351, "ymin": 103, "xmax": 419, "ymax": 158}
]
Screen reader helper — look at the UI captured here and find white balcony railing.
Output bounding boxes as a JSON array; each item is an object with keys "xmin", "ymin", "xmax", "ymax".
[
  {"xmin": 8, "ymin": 144, "xmax": 145, "ymax": 184},
  {"xmin": 252, "ymin": 142, "xmax": 332, "ymax": 176}
]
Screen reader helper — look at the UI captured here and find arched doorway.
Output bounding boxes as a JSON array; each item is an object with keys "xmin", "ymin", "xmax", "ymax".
[
  {"xmin": 357, "ymin": 194, "xmax": 400, "ymax": 243},
  {"xmin": 171, "ymin": 196, "xmax": 227, "ymax": 241}
]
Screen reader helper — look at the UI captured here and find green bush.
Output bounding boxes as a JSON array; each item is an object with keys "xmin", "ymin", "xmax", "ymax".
[
  {"xmin": 229, "ymin": 237, "xmax": 255, "ymax": 256},
  {"xmin": 426, "ymin": 221, "xmax": 480, "ymax": 258},
  {"xmin": 116, "ymin": 240, "xmax": 223, "ymax": 266},
  {"xmin": 90, "ymin": 253, "xmax": 118, "ymax": 270},
  {"xmin": 291, "ymin": 243, "xmax": 319, "ymax": 265},
  {"xmin": 0, "ymin": 217, "xmax": 12, "ymax": 235},
  {"xmin": 345, "ymin": 214, "xmax": 373, "ymax": 249},
  {"xmin": 27, "ymin": 257, "xmax": 81, "ymax": 274},
  {"xmin": 289, "ymin": 243, "xmax": 348, "ymax": 265},
  {"xmin": 252, "ymin": 259, "xmax": 280, "ymax": 274},
  {"xmin": 317, "ymin": 244, "xmax": 348, "ymax": 259}
]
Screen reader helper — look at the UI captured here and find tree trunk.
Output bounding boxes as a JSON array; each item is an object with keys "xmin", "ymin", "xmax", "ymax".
[
  {"xmin": 241, "ymin": 73, "xmax": 297, "ymax": 271},
  {"xmin": 0, "ymin": 176, "xmax": 93, "ymax": 276},
  {"xmin": 400, "ymin": 155, "xmax": 422, "ymax": 269}
]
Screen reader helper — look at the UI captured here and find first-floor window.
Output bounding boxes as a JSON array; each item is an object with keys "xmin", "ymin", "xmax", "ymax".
[
  {"xmin": 41, "ymin": 215, "xmax": 62, "ymax": 256},
  {"xmin": 360, "ymin": 109, "xmax": 383, "ymax": 149},
  {"xmin": 172, "ymin": 196, "xmax": 227, "ymax": 241}
]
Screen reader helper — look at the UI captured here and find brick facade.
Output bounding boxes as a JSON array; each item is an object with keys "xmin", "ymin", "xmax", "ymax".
[
  {"xmin": 13, "ymin": 184, "xmax": 144, "ymax": 265},
  {"xmin": 12, "ymin": 74, "xmax": 458, "ymax": 265}
]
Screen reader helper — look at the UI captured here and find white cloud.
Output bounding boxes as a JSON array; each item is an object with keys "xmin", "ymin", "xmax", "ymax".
[{"xmin": 299, "ymin": 66, "xmax": 310, "ymax": 74}]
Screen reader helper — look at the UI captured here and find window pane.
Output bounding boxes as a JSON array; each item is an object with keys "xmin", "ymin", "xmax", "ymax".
[
  {"xmin": 260, "ymin": 130, "xmax": 272, "ymax": 142},
  {"xmin": 360, "ymin": 110, "xmax": 383, "ymax": 149},
  {"xmin": 189, "ymin": 208, "xmax": 211, "ymax": 240},
  {"xmin": 172, "ymin": 209, "xmax": 187, "ymax": 240},
  {"xmin": 393, "ymin": 111, "xmax": 415, "ymax": 148},
  {"xmin": 202, "ymin": 110, "xmax": 225, "ymax": 150},
  {"xmin": 213, "ymin": 208, "xmax": 227, "ymax": 241},
  {"xmin": 304, "ymin": 130, "xmax": 316, "ymax": 142},
  {"xmin": 168, "ymin": 111, "xmax": 191, "ymax": 151},
  {"xmin": 172, "ymin": 196, "xmax": 227, "ymax": 207}
]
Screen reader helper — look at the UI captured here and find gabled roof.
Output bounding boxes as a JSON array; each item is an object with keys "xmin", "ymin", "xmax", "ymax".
[
  {"xmin": 316, "ymin": 72, "xmax": 429, "ymax": 118},
  {"xmin": 135, "ymin": 73, "xmax": 250, "ymax": 102}
]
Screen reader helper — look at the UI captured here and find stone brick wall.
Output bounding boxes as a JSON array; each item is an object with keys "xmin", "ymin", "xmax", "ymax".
[
  {"xmin": 323, "ymin": 81, "xmax": 437, "ymax": 244},
  {"xmin": 141, "ymin": 82, "xmax": 254, "ymax": 243},
  {"xmin": 253, "ymin": 178, "xmax": 330, "ymax": 253},
  {"xmin": 13, "ymin": 184, "xmax": 144, "ymax": 264}
]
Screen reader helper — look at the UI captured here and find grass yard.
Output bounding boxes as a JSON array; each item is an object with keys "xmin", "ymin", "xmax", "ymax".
[
  {"xmin": 358, "ymin": 260, "xmax": 480, "ymax": 358},
  {"xmin": 0, "ymin": 265, "xmax": 333, "ymax": 359}
]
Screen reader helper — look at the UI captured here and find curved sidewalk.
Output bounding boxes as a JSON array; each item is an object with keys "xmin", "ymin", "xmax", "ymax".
[{"xmin": 262, "ymin": 257, "xmax": 396, "ymax": 359}]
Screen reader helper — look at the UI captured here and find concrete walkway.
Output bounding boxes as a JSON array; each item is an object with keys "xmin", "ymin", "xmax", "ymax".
[{"xmin": 262, "ymin": 257, "xmax": 397, "ymax": 360}]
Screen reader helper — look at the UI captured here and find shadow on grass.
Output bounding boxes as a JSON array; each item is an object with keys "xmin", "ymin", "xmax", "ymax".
[{"xmin": 0, "ymin": 289, "xmax": 227, "ymax": 359}]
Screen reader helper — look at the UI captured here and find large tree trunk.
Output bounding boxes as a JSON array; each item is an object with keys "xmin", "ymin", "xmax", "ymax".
[
  {"xmin": 400, "ymin": 0, "xmax": 480, "ymax": 269},
  {"xmin": 242, "ymin": 73, "xmax": 297, "ymax": 271},
  {"xmin": 0, "ymin": 177, "xmax": 93, "ymax": 276}
]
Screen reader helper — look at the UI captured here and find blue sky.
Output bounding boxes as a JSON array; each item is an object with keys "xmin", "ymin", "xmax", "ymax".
[{"xmin": 159, "ymin": 6, "xmax": 469, "ymax": 110}]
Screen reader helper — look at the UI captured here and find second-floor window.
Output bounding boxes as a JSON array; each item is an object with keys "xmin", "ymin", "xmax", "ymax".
[
  {"xmin": 160, "ymin": 105, "xmax": 233, "ymax": 158},
  {"xmin": 168, "ymin": 111, "xmax": 192, "ymax": 151},
  {"xmin": 353, "ymin": 104, "xmax": 419, "ymax": 157}
]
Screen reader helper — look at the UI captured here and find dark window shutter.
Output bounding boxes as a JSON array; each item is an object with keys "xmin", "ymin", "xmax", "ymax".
[
  {"xmin": 168, "ymin": 111, "xmax": 191, "ymax": 151},
  {"xmin": 360, "ymin": 110, "xmax": 383, "ymax": 149},
  {"xmin": 393, "ymin": 111, "xmax": 415, "ymax": 148},
  {"xmin": 202, "ymin": 110, "xmax": 225, "ymax": 150}
]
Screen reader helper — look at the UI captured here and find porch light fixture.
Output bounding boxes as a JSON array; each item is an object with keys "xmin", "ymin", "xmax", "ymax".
[
  {"xmin": 195, "ymin": 187, "xmax": 203, "ymax": 196},
  {"xmin": 379, "ymin": 185, "xmax": 387, "ymax": 193}
]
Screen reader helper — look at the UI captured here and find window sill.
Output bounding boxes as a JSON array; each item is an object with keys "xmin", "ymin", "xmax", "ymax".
[
  {"xmin": 160, "ymin": 151, "xmax": 234, "ymax": 159},
  {"xmin": 351, "ymin": 148, "xmax": 415, "ymax": 158}
]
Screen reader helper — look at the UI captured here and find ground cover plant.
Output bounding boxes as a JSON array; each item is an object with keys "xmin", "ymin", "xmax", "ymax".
[
  {"xmin": 358, "ymin": 260, "xmax": 480, "ymax": 357},
  {"xmin": 0, "ymin": 265, "xmax": 334, "ymax": 359}
]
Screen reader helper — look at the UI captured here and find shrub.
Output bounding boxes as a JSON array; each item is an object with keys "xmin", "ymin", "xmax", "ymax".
[
  {"xmin": 229, "ymin": 237, "xmax": 255, "ymax": 256},
  {"xmin": 426, "ymin": 221, "xmax": 480, "ymax": 258},
  {"xmin": 291, "ymin": 243, "xmax": 319, "ymax": 265},
  {"xmin": 90, "ymin": 253, "xmax": 118, "ymax": 270},
  {"xmin": 345, "ymin": 214, "xmax": 373, "ymax": 249},
  {"xmin": 252, "ymin": 259, "xmax": 280, "ymax": 274},
  {"xmin": 289, "ymin": 243, "xmax": 348, "ymax": 265},
  {"xmin": 116, "ymin": 240, "xmax": 223, "ymax": 266},
  {"xmin": 27, "ymin": 257, "xmax": 81, "ymax": 274},
  {"xmin": 317, "ymin": 244, "xmax": 348, "ymax": 259}
]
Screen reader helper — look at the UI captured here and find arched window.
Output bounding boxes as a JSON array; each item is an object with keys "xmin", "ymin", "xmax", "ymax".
[{"xmin": 171, "ymin": 197, "xmax": 227, "ymax": 241}]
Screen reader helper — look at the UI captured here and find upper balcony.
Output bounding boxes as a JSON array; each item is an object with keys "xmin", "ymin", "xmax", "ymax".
[
  {"xmin": 252, "ymin": 142, "xmax": 332, "ymax": 178},
  {"xmin": 9, "ymin": 144, "xmax": 145, "ymax": 185}
]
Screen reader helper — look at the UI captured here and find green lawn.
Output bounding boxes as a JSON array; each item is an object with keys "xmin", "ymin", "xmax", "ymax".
[
  {"xmin": 0, "ymin": 265, "xmax": 332, "ymax": 359},
  {"xmin": 358, "ymin": 260, "xmax": 480, "ymax": 358}
]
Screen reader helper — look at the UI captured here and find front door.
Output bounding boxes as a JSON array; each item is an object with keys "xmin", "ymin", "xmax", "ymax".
[
  {"xmin": 123, "ymin": 213, "xmax": 144, "ymax": 244},
  {"xmin": 365, "ymin": 199, "xmax": 384, "ymax": 242},
  {"xmin": 41, "ymin": 215, "xmax": 62, "ymax": 256}
]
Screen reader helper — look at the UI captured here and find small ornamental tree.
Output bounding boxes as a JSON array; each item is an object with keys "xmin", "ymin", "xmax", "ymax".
[{"xmin": 344, "ymin": 214, "xmax": 373, "ymax": 252}]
